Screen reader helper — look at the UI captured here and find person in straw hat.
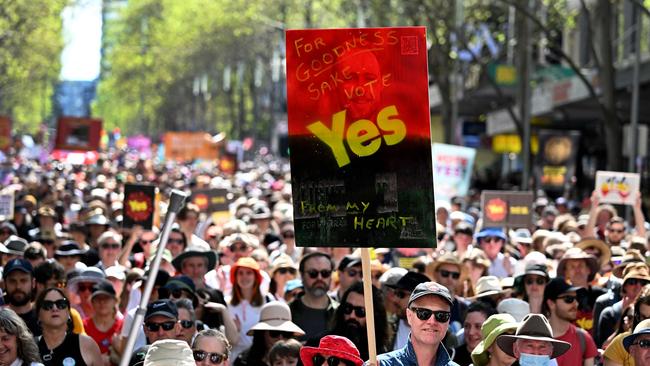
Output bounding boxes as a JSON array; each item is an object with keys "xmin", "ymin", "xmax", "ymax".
[
  {"xmin": 622, "ymin": 318, "xmax": 650, "ymax": 366},
  {"xmin": 470, "ymin": 313, "xmax": 518, "ymax": 366},
  {"xmin": 496, "ymin": 314, "xmax": 570, "ymax": 366},
  {"xmin": 233, "ymin": 301, "xmax": 304, "ymax": 366},
  {"xmin": 428, "ymin": 253, "xmax": 469, "ymax": 335}
]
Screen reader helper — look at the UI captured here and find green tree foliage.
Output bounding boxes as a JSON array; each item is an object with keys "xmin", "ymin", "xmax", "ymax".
[{"xmin": 0, "ymin": 0, "xmax": 66, "ymax": 132}]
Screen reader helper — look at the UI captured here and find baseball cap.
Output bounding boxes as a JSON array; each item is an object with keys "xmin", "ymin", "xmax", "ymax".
[
  {"xmin": 379, "ymin": 267, "xmax": 408, "ymax": 288},
  {"xmin": 475, "ymin": 228, "xmax": 507, "ymax": 241},
  {"xmin": 91, "ymin": 280, "xmax": 117, "ymax": 300},
  {"xmin": 395, "ymin": 271, "xmax": 430, "ymax": 292},
  {"xmin": 543, "ymin": 277, "xmax": 585, "ymax": 301},
  {"xmin": 338, "ymin": 255, "xmax": 362, "ymax": 271},
  {"xmin": 145, "ymin": 300, "xmax": 178, "ymax": 321},
  {"xmin": 3, "ymin": 258, "xmax": 33, "ymax": 278},
  {"xmin": 408, "ymin": 281, "xmax": 453, "ymax": 308}
]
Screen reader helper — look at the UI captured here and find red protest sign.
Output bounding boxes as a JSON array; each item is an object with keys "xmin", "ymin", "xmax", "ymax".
[
  {"xmin": 54, "ymin": 117, "xmax": 102, "ymax": 151},
  {"xmin": 286, "ymin": 27, "xmax": 435, "ymax": 248}
]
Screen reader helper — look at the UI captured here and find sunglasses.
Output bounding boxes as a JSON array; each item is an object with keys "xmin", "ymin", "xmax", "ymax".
[
  {"xmin": 438, "ymin": 270, "xmax": 460, "ymax": 279},
  {"xmin": 145, "ymin": 321, "xmax": 176, "ymax": 332},
  {"xmin": 311, "ymin": 354, "xmax": 356, "ymax": 366},
  {"xmin": 269, "ymin": 330, "xmax": 293, "ymax": 339},
  {"xmin": 394, "ymin": 289, "xmax": 410, "ymax": 299},
  {"xmin": 101, "ymin": 243, "xmax": 120, "ymax": 250},
  {"xmin": 409, "ymin": 307, "xmax": 451, "ymax": 322},
  {"xmin": 139, "ymin": 239, "xmax": 153, "ymax": 245},
  {"xmin": 276, "ymin": 267, "xmax": 297, "ymax": 275},
  {"xmin": 179, "ymin": 320, "xmax": 194, "ymax": 329},
  {"xmin": 525, "ymin": 278, "xmax": 546, "ymax": 286},
  {"xmin": 345, "ymin": 269, "xmax": 362, "ymax": 278},
  {"xmin": 342, "ymin": 303, "xmax": 366, "ymax": 318},
  {"xmin": 193, "ymin": 350, "xmax": 227, "ymax": 364},
  {"xmin": 78, "ymin": 283, "xmax": 95, "ymax": 292},
  {"xmin": 556, "ymin": 295, "xmax": 577, "ymax": 304},
  {"xmin": 158, "ymin": 288, "xmax": 186, "ymax": 299},
  {"xmin": 633, "ymin": 339, "xmax": 650, "ymax": 349},
  {"xmin": 481, "ymin": 236, "xmax": 504, "ymax": 243},
  {"xmin": 609, "ymin": 229, "xmax": 625, "ymax": 233},
  {"xmin": 626, "ymin": 278, "xmax": 650, "ymax": 286},
  {"xmin": 42, "ymin": 299, "xmax": 69, "ymax": 311},
  {"xmin": 168, "ymin": 238, "xmax": 184, "ymax": 244},
  {"xmin": 305, "ymin": 269, "xmax": 332, "ymax": 279},
  {"xmin": 229, "ymin": 244, "xmax": 248, "ymax": 252}
]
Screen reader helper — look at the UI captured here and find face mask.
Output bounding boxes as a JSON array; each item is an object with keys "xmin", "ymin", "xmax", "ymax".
[{"xmin": 519, "ymin": 353, "xmax": 550, "ymax": 366}]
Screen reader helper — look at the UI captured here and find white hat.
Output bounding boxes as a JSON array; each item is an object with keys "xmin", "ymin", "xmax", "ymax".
[
  {"xmin": 497, "ymin": 298, "xmax": 530, "ymax": 322},
  {"xmin": 379, "ymin": 267, "xmax": 408, "ymax": 288},
  {"xmin": 144, "ymin": 339, "xmax": 194, "ymax": 366},
  {"xmin": 105, "ymin": 266, "xmax": 126, "ymax": 281}
]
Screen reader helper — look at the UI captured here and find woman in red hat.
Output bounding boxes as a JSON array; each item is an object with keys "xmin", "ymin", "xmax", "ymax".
[
  {"xmin": 228, "ymin": 257, "xmax": 269, "ymax": 361},
  {"xmin": 300, "ymin": 335, "xmax": 363, "ymax": 366}
]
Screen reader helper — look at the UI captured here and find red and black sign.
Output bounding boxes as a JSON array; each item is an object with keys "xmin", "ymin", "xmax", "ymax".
[
  {"xmin": 481, "ymin": 191, "xmax": 534, "ymax": 228},
  {"xmin": 535, "ymin": 130, "xmax": 580, "ymax": 193},
  {"xmin": 191, "ymin": 188, "xmax": 230, "ymax": 214},
  {"xmin": 286, "ymin": 27, "xmax": 435, "ymax": 248},
  {"xmin": 123, "ymin": 184, "xmax": 156, "ymax": 230},
  {"xmin": 54, "ymin": 117, "xmax": 102, "ymax": 151},
  {"xmin": 219, "ymin": 153, "xmax": 237, "ymax": 175}
]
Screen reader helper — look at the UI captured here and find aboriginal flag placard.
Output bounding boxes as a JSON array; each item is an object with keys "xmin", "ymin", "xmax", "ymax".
[
  {"xmin": 54, "ymin": 117, "xmax": 102, "ymax": 151},
  {"xmin": 286, "ymin": 27, "xmax": 435, "ymax": 248},
  {"xmin": 481, "ymin": 191, "xmax": 534, "ymax": 228},
  {"xmin": 123, "ymin": 184, "xmax": 156, "ymax": 230}
]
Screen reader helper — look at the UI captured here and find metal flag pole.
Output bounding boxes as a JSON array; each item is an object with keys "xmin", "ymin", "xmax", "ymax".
[{"xmin": 118, "ymin": 189, "xmax": 188, "ymax": 366}]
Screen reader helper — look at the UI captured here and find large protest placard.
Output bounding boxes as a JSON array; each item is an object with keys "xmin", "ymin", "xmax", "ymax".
[
  {"xmin": 191, "ymin": 188, "xmax": 229, "ymax": 213},
  {"xmin": 163, "ymin": 132, "xmax": 219, "ymax": 161},
  {"xmin": 432, "ymin": 143, "xmax": 476, "ymax": 203},
  {"xmin": 0, "ymin": 117, "xmax": 11, "ymax": 152},
  {"xmin": 535, "ymin": 130, "xmax": 580, "ymax": 193},
  {"xmin": 481, "ymin": 191, "xmax": 533, "ymax": 228},
  {"xmin": 54, "ymin": 117, "xmax": 102, "ymax": 151},
  {"xmin": 595, "ymin": 171, "xmax": 640, "ymax": 205},
  {"xmin": 286, "ymin": 27, "xmax": 435, "ymax": 247},
  {"xmin": 123, "ymin": 184, "xmax": 156, "ymax": 230}
]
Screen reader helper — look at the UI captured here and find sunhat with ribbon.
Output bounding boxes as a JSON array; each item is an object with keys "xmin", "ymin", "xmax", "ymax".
[
  {"xmin": 496, "ymin": 314, "xmax": 570, "ymax": 359},
  {"xmin": 471, "ymin": 314, "xmax": 519, "ymax": 366},
  {"xmin": 247, "ymin": 301, "xmax": 304, "ymax": 336},
  {"xmin": 471, "ymin": 276, "xmax": 506, "ymax": 299}
]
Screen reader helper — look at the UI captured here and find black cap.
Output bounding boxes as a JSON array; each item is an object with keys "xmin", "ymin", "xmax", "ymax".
[
  {"xmin": 3, "ymin": 258, "xmax": 33, "ymax": 278},
  {"xmin": 129, "ymin": 345, "xmax": 150, "ymax": 366},
  {"xmin": 395, "ymin": 271, "xmax": 430, "ymax": 292},
  {"xmin": 408, "ymin": 281, "xmax": 454, "ymax": 307},
  {"xmin": 143, "ymin": 269, "xmax": 171, "ymax": 288},
  {"xmin": 145, "ymin": 299, "xmax": 178, "ymax": 321},
  {"xmin": 338, "ymin": 255, "xmax": 362, "ymax": 271},
  {"xmin": 164, "ymin": 275, "xmax": 196, "ymax": 294},
  {"xmin": 91, "ymin": 280, "xmax": 117, "ymax": 299},
  {"xmin": 543, "ymin": 277, "xmax": 585, "ymax": 301}
]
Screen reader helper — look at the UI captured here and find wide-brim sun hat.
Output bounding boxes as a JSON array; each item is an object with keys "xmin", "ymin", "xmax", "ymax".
[
  {"xmin": 471, "ymin": 275, "xmax": 506, "ymax": 299},
  {"xmin": 247, "ymin": 301, "xmax": 304, "ymax": 336},
  {"xmin": 576, "ymin": 238, "xmax": 611, "ymax": 268},
  {"xmin": 471, "ymin": 314, "xmax": 519, "ymax": 366},
  {"xmin": 496, "ymin": 314, "xmax": 570, "ymax": 359},
  {"xmin": 300, "ymin": 335, "xmax": 363, "ymax": 366},
  {"xmin": 143, "ymin": 339, "xmax": 194, "ymax": 366},
  {"xmin": 556, "ymin": 247, "xmax": 599, "ymax": 281},
  {"xmin": 67, "ymin": 267, "xmax": 106, "ymax": 293},
  {"xmin": 612, "ymin": 250, "xmax": 646, "ymax": 278},
  {"xmin": 171, "ymin": 242, "xmax": 217, "ymax": 272},
  {"xmin": 230, "ymin": 257, "xmax": 263, "ymax": 285},
  {"xmin": 623, "ymin": 318, "xmax": 650, "ymax": 350}
]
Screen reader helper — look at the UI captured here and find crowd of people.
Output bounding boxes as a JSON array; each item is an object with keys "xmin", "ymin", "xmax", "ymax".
[{"xmin": 0, "ymin": 148, "xmax": 650, "ymax": 366}]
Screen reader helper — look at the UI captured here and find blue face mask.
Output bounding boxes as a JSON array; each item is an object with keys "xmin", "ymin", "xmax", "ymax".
[{"xmin": 519, "ymin": 353, "xmax": 551, "ymax": 366}]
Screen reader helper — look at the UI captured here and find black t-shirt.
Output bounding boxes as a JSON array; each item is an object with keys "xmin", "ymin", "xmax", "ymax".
[
  {"xmin": 453, "ymin": 344, "xmax": 473, "ymax": 366},
  {"xmin": 18, "ymin": 308, "xmax": 41, "ymax": 337}
]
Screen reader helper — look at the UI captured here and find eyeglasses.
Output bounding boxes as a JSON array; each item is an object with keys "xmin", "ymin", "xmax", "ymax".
[
  {"xmin": 409, "ymin": 307, "xmax": 451, "ymax": 322},
  {"xmin": 268, "ymin": 330, "xmax": 293, "ymax": 339},
  {"xmin": 193, "ymin": 350, "xmax": 227, "ymax": 364},
  {"xmin": 394, "ymin": 289, "xmax": 410, "ymax": 299},
  {"xmin": 345, "ymin": 269, "xmax": 362, "ymax": 278},
  {"xmin": 342, "ymin": 303, "xmax": 366, "ymax": 318},
  {"xmin": 145, "ymin": 321, "xmax": 176, "ymax": 332},
  {"xmin": 633, "ymin": 340, "xmax": 650, "ymax": 349},
  {"xmin": 525, "ymin": 278, "xmax": 546, "ymax": 286},
  {"xmin": 481, "ymin": 237, "xmax": 504, "ymax": 243},
  {"xmin": 311, "ymin": 354, "xmax": 356, "ymax": 366},
  {"xmin": 305, "ymin": 269, "xmax": 332, "ymax": 279},
  {"xmin": 179, "ymin": 320, "xmax": 194, "ymax": 329},
  {"xmin": 229, "ymin": 244, "xmax": 247, "ymax": 252},
  {"xmin": 42, "ymin": 299, "xmax": 69, "ymax": 311},
  {"xmin": 438, "ymin": 270, "xmax": 460, "ymax": 279},
  {"xmin": 626, "ymin": 278, "xmax": 650, "ymax": 286},
  {"xmin": 101, "ymin": 243, "xmax": 120, "ymax": 250},
  {"xmin": 158, "ymin": 288, "xmax": 186, "ymax": 299},
  {"xmin": 556, "ymin": 295, "xmax": 577, "ymax": 304},
  {"xmin": 276, "ymin": 267, "xmax": 297, "ymax": 275},
  {"xmin": 168, "ymin": 238, "xmax": 184, "ymax": 244},
  {"xmin": 77, "ymin": 283, "xmax": 95, "ymax": 292}
]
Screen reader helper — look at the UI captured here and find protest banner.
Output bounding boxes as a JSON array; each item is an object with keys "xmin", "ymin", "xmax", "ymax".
[
  {"xmin": 432, "ymin": 143, "xmax": 476, "ymax": 203},
  {"xmin": 0, "ymin": 191, "xmax": 14, "ymax": 220},
  {"xmin": 286, "ymin": 26, "xmax": 435, "ymax": 248},
  {"xmin": 163, "ymin": 132, "xmax": 219, "ymax": 161},
  {"xmin": 481, "ymin": 190, "xmax": 534, "ymax": 228},
  {"xmin": 123, "ymin": 184, "xmax": 156, "ymax": 230},
  {"xmin": 191, "ymin": 188, "xmax": 230, "ymax": 220},
  {"xmin": 595, "ymin": 171, "xmax": 640, "ymax": 205},
  {"xmin": 535, "ymin": 130, "xmax": 580, "ymax": 193},
  {"xmin": 127, "ymin": 135, "xmax": 152, "ymax": 158},
  {"xmin": 54, "ymin": 117, "xmax": 103, "ymax": 151},
  {"xmin": 219, "ymin": 152, "xmax": 237, "ymax": 175},
  {"xmin": 0, "ymin": 116, "xmax": 11, "ymax": 152}
]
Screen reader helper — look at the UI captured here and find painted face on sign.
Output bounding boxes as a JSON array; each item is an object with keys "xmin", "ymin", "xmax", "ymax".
[{"xmin": 336, "ymin": 51, "xmax": 384, "ymax": 120}]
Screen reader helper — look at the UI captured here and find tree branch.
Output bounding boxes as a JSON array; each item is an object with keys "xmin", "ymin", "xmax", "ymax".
[
  {"xmin": 579, "ymin": 0, "xmax": 601, "ymax": 70},
  {"xmin": 629, "ymin": 0, "xmax": 650, "ymax": 19}
]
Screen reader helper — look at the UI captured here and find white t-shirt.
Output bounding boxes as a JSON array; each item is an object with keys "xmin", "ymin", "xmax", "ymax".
[{"xmin": 227, "ymin": 299, "xmax": 263, "ymax": 361}]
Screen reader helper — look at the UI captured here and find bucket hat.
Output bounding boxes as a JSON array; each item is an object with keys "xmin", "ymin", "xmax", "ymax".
[
  {"xmin": 622, "ymin": 263, "xmax": 650, "ymax": 285},
  {"xmin": 67, "ymin": 267, "xmax": 106, "ymax": 293},
  {"xmin": 576, "ymin": 238, "xmax": 611, "ymax": 268},
  {"xmin": 471, "ymin": 276, "xmax": 506, "ymax": 299},
  {"xmin": 300, "ymin": 335, "xmax": 363, "ymax": 366},
  {"xmin": 471, "ymin": 314, "xmax": 519, "ymax": 366},
  {"xmin": 143, "ymin": 339, "xmax": 194, "ymax": 366},
  {"xmin": 556, "ymin": 247, "xmax": 599, "ymax": 281},
  {"xmin": 612, "ymin": 250, "xmax": 646, "ymax": 278},
  {"xmin": 429, "ymin": 252, "xmax": 463, "ymax": 275},
  {"xmin": 497, "ymin": 298, "xmax": 530, "ymax": 322},
  {"xmin": 496, "ymin": 314, "xmax": 570, "ymax": 359},
  {"xmin": 247, "ymin": 301, "xmax": 304, "ymax": 336},
  {"xmin": 230, "ymin": 257, "xmax": 262, "ymax": 286},
  {"xmin": 171, "ymin": 241, "xmax": 217, "ymax": 272}
]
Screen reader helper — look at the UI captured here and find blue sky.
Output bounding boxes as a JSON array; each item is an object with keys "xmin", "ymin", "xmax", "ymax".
[{"xmin": 60, "ymin": 0, "xmax": 102, "ymax": 81}]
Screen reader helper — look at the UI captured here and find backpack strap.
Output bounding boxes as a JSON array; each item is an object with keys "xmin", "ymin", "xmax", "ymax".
[{"xmin": 576, "ymin": 326, "xmax": 586, "ymax": 357}]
